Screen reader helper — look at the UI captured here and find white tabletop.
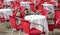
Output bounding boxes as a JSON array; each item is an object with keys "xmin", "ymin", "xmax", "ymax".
[
  {"xmin": 0, "ymin": 9, "xmax": 12, "ymax": 12},
  {"xmin": 25, "ymin": 15, "xmax": 49, "ymax": 35},
  {"xmin": 25, "ymin": 15, "xmax": 45, "ymax": 20},
  {"xmin": 41, "ymin": 3, "xmax": 53, "ymax": 6},
  {"xmin": 0, "ymin": 9, "xmax": 13, "ymax": 19},
  {"xmin": 41, "ymin": 3, "xmax": 54, "ymax": 13},
  {"xmin": 20, "ymin": 2, "xmax": 31, "ymax": 3},
  {"xmin": 20, "ymin": 2, "xmax": 31, "ymax": 9}
]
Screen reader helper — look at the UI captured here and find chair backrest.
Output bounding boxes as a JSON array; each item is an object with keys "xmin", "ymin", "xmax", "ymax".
[
  {"xmin": 9, "ymin": 16, "xmax": 17, "ymax": 29},
  {"xmin": 54, "ymin": 11, "xmax": 60, "ymax": 24},
  {"xmin": 0, "ymin": 0, "xmax": 4, "ymax": 9},
  {"xmin": 0, "ymin": 13, "xmax": 5, "ymax": 22},
  {"xmin": 58, "ymin": 3, "xmax": 60, "ymax": 9},
  {"xmin": 13, "ymin": 9, "xmax": 18, "ymax": 16},
  {"xmin": 50, "ymin": 2, "xmax": 56, "ymax": 6},
  {"xmin": 41, "ymin": 10, "xmax": 49, "ymax": 16},
  {"xmin": 37, "ymin": 5, "xmax": 43, "ymax": 12},
  {"xmin": 10, "ymin": 1, "xmax": 20, "ymax": 9},
  {"xmin": 41, "ymin": 10, "xmax": 49, "ymax": 19},
  {"xmin": 29, "ymin": 0, "xmax": 34, "ymax": 3},
  {"xmin": 23, "ymin": 0, "xmax": 27, "ymax": 2},
  {"xmin": 10, "ymin": 1, "xmax": 15, "ymax": 9},
  {"xmin": 15, "ymin": 1, "xmax": 20, "ymax": 8},
  {"xmin": 19, "ymin": 6, "xmax": 26, "ymax": 18},
  {"xmin": 46, "ymin": 0, "xmax": 51, "ymax": 3},
  {"xmin": 21, "ymin": 19, "xmax": 30, "ymax": 34},
  {"xmin": 36, "ymin": 0, "xmax": 44, "ymax": 6},
  {"xmin": 30, "ymin": 4, "xmax": 36, "ymax": 13}
]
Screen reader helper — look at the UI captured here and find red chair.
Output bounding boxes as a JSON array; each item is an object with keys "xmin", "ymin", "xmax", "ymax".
[
  {"xmin": 50, "ymin": 2, "xmax": 56, "ymax": 6},
  {"xmin": 30, "ymin": 4, "xmax": 36, "ymax": 13},
  {"xmin": 10, "ymin": 1, "xmax": 20, "ymax": 9},
  {"xmin": 48, "ymin": 24, "xmax": 55, "ymax": 35},
  {"xmin": 0, "ymin": 0, "xmax": 4, "ymax": 9},
  {"xmin": 9, "ymin": 16, "xmax": 22, "ymax": 35},
  {"xmin": 13, "ymin": 9, "xmax": 18, "ymax": 16},
  {"xmin": 46, "ymin": 0, "xmax": 51, "ymax": 3},
  {"xmin": 23, "ymin": 0, "xmax": 27, "ymax": 2},
  {"xmin": 21, "ymin": 19, "xmax": 43, "ymax": 35},
  {"xmin": 37, "ymin": 5, "xmax": 43, "ymax": 12},
  {"xmin": 36, "ymin": 0, "xmax": 44, "ymax": 6},
  {"xmin": 58, "ymin": 3, "xmax": 60, "ymax": 10},
  {"xmin": 15, "ymin": 1, "xmax": 20, "ymax": 8},
  {"xmin": 29, "ymin": 0, "xmax": 36, "ymax": 13},
  {"xmin": 41, "ymin": 10, "xmax": 49, "ymax": 19},
  {"xmin": 10, "ymin": 1, "xmax": 15, "ymax": 9},
  {"xmin": 0, "ymin": 13, "xmax": 5, "ymax": 22},
  {"xmin": 54, "ymin": 11, "xmax": 60, "ymax": 28},
  {"xmin": 19, "ymin": 6, "xmax": 26, "ymax": 18},
  {"xmin": 9, "ymin": 16, "xmax": 42, "ymax": 35},
  {"xmin": 0, "ymin": 18, "xmax": 5, "ymax": 22}
]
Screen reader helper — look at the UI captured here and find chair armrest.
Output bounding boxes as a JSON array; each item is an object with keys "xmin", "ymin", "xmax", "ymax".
[{"xmin": 55, "ymin": 18, "xmax": 60, "ymax": 25}]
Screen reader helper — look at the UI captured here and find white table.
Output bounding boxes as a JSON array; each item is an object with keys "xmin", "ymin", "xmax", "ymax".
[
  {"xmin": 41, "ymin": 4, "xmax": 55, "ymax": 13},
  {"xmin": 0, "ymin": 9, "xmax": 13, "ymax": 19},
  {"xmin": 25, "ymin": 15, "xmax": 49, "ymax": 35},
  {"xmin": 20, "ymin": 2, "xmax": 31, "ymax": 9},
  {"xmin": 4, "ymin": 0, "xmax": 14, "ymax": 6}
]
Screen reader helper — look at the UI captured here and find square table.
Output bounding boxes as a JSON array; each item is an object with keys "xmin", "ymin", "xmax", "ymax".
[{"xmin": 25, "ymin": 15, "xmax": 49, "ymax": 35}]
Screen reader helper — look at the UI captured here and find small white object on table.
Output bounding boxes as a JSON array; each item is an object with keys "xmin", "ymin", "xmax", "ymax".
[
  {"xmin": 25, "ymin": 15, "xmax": 49, "ymax": 35},
  {"xmin": 41, "ymin": 4, "xmax": 55, "ymax": 13},
  {"xmin": 20, "ymin": 2, "xmax": 31, "ymax": 9},
  {"xmin": 0, "ymin": 9, "xmax": 13, "ymax": 19}
]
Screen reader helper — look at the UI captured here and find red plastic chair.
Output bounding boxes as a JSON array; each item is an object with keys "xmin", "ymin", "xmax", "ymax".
[
  {"xmin": 46, "ymin": 0, "xmax": 51, "ymax": 3},
  {"xmin": 10, "ymin": 1, "xmax": 15, "ymax": 9},
  {"xmin": 54, "ymin": 11, "xmax": 60, "ymax": 28},
  {"xmin": 13, "ymin": 9, "xmax": 18, "ymax": 16},
  {"xmin": 23, "ymin": 0, "xmax": 27, "ymax": 2},
  {"xmin": 9, "ymin": 15, "xmax": 44, "ymax": 35},
  {"xmin": 41, "ymin": 10, "xmax": 49, "ymax": 19},
  {"xmin": 30, "ymin": 4, "xmax": 36, "ymax": 13},
  {"xmin": 10, "ymin": 1, "xmax": 20, "ymax": 9},
  {"xmin": 21, "ymin": 19, "xmax": 43, "ymax": 35},
  {"xmin": 36, "ymin": 0, "xmax": 44, "ymax": 6},
  {"xmin": 19, "ymin": 6, "xmax": 26, "ymax": 18},
  {"xmin": 37, "ymin": 5, "xmax": 43, "ymax": 12},
  {"xmin": 15, "ymin": 1, "xmax": 20, "ymax": 8},
  {"xmin": 48, "ymin": 24, "xmax": 55, "ymax": 35},
  {"xmin": 0, "ymin": 13, "xmax": 5, "ymax": 22},
  {"xmin": 50, "ymin": 2, "xmax": 56, "ymax": 6},
  {"xmin": 58, "ymin": 3, "xmax": 60, "ymax": 10},
  {"xmin": 9, "ymin": 16, "xmax": 22, "ymax": 35},
  {"xmin": 29, "ymin": 0, "xmax": 34, "ymax": 4},
  {"xmin": 29, "ymin": 0, "xmax": 36, "ymax": 12},
  {"xmin": 0, "ymin": 0, "xmax": 4, "ymax": 9}
]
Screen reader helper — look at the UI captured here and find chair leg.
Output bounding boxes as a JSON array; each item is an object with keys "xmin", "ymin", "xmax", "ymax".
[
  {"xmin": 18, "ymin": 30, "xmax": 21, "ymax": 35},
  {"xmin": 11, "ymin": 30, "xmax": 14, "ymax": 35}
]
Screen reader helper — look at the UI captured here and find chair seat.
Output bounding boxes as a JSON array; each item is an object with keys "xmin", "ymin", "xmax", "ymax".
[
  {"xmin": 0, "ymin": 18, "xmax": 5, "ymax": 22},
  {"xmin": 30, "ymin": 28, "xmax": 42, "ymax": 34},
  {"xmin": 48, "ymin": 24, "xmax": 55, "ymax": 31}
]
